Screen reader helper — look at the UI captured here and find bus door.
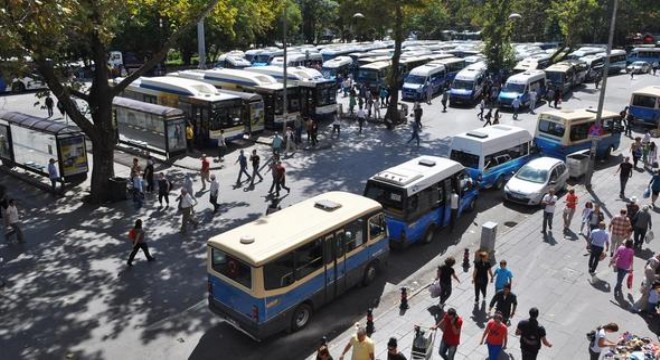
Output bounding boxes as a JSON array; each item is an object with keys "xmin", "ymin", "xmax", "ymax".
[
  {"xmin": 442, "ymin": 179, "xmax": 453, "ymax": 227},
  {"xmin": 189, "ymin": 104, "xmax": 206, "ymax": 146},
  {"xmin": 323, "ymin": 230, "xmax": 347, "ymax": 302}
]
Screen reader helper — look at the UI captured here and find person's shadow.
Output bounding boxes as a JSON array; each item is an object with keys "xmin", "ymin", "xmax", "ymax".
[
  {"xmin": 471, "ymin": 301, "xmax": 489, "ymax": 329},
  {"xmin": 588, "ymin": 275, "xmax": 612, "ymax": 293}
]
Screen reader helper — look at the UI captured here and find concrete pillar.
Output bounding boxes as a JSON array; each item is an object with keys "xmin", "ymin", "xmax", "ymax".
[{"xmin": 480, "ymin": 221, "xmax": 498, "ymax": 259}]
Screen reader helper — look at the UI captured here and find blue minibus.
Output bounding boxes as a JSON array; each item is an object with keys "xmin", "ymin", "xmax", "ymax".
[
  {"xmin": 429, "ymin": 57, "xmax": 466, "ymax": 82},
  {"xmin": 629, "ymin": 86, "xmax": 660, "ymax": 126},
  {"xmin": 449, "ymin": 62, "xmax": 487, "ymax": 105},
  {"xmin": 401, "ymin": 63, "xmax": 446, "ymax": 101},
  {"xmin": 498, "ymin": 69, "xmax": 546, "ymax": 107},
  {"xmin": 364, "ymin": 156, "xmax": 478, "ymax": 248},
  {"xmin": 627, "ymin": 48, "xmax": 660, "ymax": 65}
]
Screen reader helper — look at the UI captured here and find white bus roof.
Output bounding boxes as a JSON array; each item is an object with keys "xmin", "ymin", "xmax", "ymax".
[
  {"xmin": 632, "ymin": 86, "xmax": 660, "ymax": 97},
  {"xmin": 451, "ymin": 125, "xmax": 533, "ymax": 157},
  {"xmin": 360, "ymin": 61, "xmax": 391, "ymax": 70},
  {"xmin": 408, "ymin": 63, "xmax": 445, "ymax": 77},
  {"xmin": 632, "ymin": 47, "xmax": 660, "ymax": 53},
  {"xmin": 538, "ymin": 108, "xmax": 620, "ymax": 123},
  {"xmin": 244, "ymin": 65, "xmax": 309, "ymax": 81},
  {"xmin": 170, "ymin": 68, "xmax": 278, "ymax": 88},
  {"xmin": 429, "ymin": 57, "xmax": 464, "ymax": 65},
  {"xmin": 129, "ymin": 76, "xmax": 240, "ymax": 101},
  {"xmin": 207, "ymin": 191, "xmax": 382, "ymax": 266},
  {"xmin": 544, "ymin": 62, "xmax": 573, "ymax": 72},
  {"xmin": 322, "ymin": 56, "xmax": 353, "ymax": 68},
  {"xmin": 369, "ymin": 156, "xmax": 465, "ymax": 196},
  {"xmin": 454, "ymin": 63, "xmax": 487, "ymax": 81},
  {"xmin": 505, "ymin": 69, "xmax": 545, "ymax": 84}
]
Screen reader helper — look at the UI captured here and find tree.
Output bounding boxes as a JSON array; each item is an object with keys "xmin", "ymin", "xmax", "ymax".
[
  {"xmin": 405, "ymin": 0, "xmax": 450, "ymax": 40},
  {"xmin": 0, "ymin": 0, "xmax": 222, "ymax": 203},
  {"xmin": 299, "ymin": 0, "xmax": 339, "ymax": 44},
  {"xmin": 478, "ymin": 0, "xmax": 515, "ymax": 74},
  {"xmin": 548, "ymin": 0, "xmax": 599, "ymax": 48}
]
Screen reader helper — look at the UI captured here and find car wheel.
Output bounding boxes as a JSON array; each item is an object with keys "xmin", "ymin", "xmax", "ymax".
[
  {"xmin": 494, "ymin": 176, "xmax": 505, "ymax": 190},
  {"xmin": 422, "ymin": 224, "xmax": 436, "ymax": 244},
  {"xmin": 291, "ymin": 303, "xmax": 313, "ymax": 332},
  {"xmin": 11, "ymin": 82, "xmax": 25, "ymax": 93},
  {"xmin": 362, "ymin": 261, "xmax": 379, "ymax": 286}
]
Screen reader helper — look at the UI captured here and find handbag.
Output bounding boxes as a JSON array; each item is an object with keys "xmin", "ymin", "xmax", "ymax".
[
  {"xmin": 429, "ymin": 280, "xmax": 442, "ymax": 298},
  {"xmin": 645, "ymin": 230, "xmax": 654, "ymax": 243},
  {"xmin": 626, "ymin": 270, "xmax": 633, "ymax": 290}
]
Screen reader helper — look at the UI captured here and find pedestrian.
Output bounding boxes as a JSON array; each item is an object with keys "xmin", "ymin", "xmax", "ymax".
[
  {"xmin": 482, "ymin": 109, "xmax": 493, "ymax": 127},
  {"xmin": 480, "ymin": 311, "xmax": 508, "ymax": 360},
  {"xmin": 488, "ymin": 283, "xmax": 518, "ymax": 325},
  {"xmin": 580, "ymin": 201, "xmax": 594, "ymax": 235},
  {"xmin": 217, "ymin": 129, "xmax": 227, "ymax": 162},
  {"xmin": 588, "ymin": 323, "xmax": 619, "ymax": 360},
  {"xmin": 413, "ymin": 101, "xmax": 423, "ymax": 127},
  {"xmin": 653, "ymin": 61, "xmax": 659, "ymax": 76},
  {"xmin": 608, "ymin": 208, "xmax": 632, "ymax": 256},
  {"xmin": 563, "ymin": 188, "xmax": 578, "ymax": 231},
  {"xmin": 311, "ymin": 120, "xmax": 319, "ymax": 147},
  {"xmin": 553, "ymin": 89, "xmax": 561, "ymax": 108},
  {"xmin": 357, "ymin": 107, "xmax": 366, "ymax": 134},
  {"xmin": 294, "ymin": 115, "xmax": 303, "ymax": 144},
  {"xmin": 4, "ymin": 199, "xmax": 23, "ymax": 242},
  {"xmin": 441, "ymin": 87, "xmax": 449, "ymax": 112},
  {"xmin": 332, "ymin": 114, "xmax": 341, "ymax": 137},
  {"xmin": 338, "ymin": 326, "xmax": 374, "ymax": 360},
  {"xmin": 209, "ymin": 174, "xmax": 219, "ymax": 213},
  {"xmin": 235, "ymin": 149, "xmax": 252, "ymax": 185},
  {"xmin": 473, "ymin": 251, "xmax": 493, "ymax": 304},
  {"xmin": 626, "ymin": 196, "xmax": 640, "ymax": 225},
  {"xmin": 528, "ymin": 89, "xmax": 537, "ymax": 114},
  {"xmin": 630, "ymin": 69, "xmax": 634, "ymax": 80},
  {"xmin": 386, "ymin": 337, "xmax": 407, "ymax": 360},
  {"xmin": 588, "ymin": 222, "xmax": 610, "ymax": 274},
  {"xmin": 436, "ymin": 257, "xmax": 461, "ymax": 308},
  {"xmin": 649, "ymin": 142, "xmax": 658, "ymax": 167},
  {"xmin": 284, "ymin": 126, "xmax": 296, "ymax": 155},
  {"xmin": 449, "ymin": 189, "xmax": 459, "ymax": 232},
  {"xmin": 650, "ymin": 169, "xmax": 660, "ymax": 207},
  {"xmin": 177, "ymin": 188, "xmax": 198, "ymax": 233},
  {"xmin": 610, "ymin": 239, "xmax": 634, "ymax": 296},
  {"xmin": 185, "ymin": 122, "xmax": 194, "ymax": 153},
  {"xmin": 432, "ymin": 307, "xmax": 462, "ymax": 360},
  {"xmin": 130, "ymin": 157, "xmax": 142, "ymax": 179},
  {"xmin": 131, "ymin": 172, "xmax": 144, "ymax": 209},
  {"xmin": 478, "ymin": 98, "xmax": 485, "ymax": 120},
  {"xmin": 183, "ymin": 173, "xmax": 194, "ymax": 196},
  {"xmin": 200, "ymin": 154, "xmax": 210, "ymax": 190},
  {"xmin": 0, "ymin": 186, "xmax": 7, "ymax": 230},
  {"xmin": 512, "ymin": 96, "xmax": 521, "ymax": 120},
  {"xmin": 631, "ymin": 253, "xmax": 660, "ymax": 312},
  {"xmin": 316, "ymin": 344, "xmax": 334, "ymax": 360},
  {"xmin": 358, "ymin": 92, "xmax": 364, "ymax": 110},
  {"xmin": 493, "ymin": 109, "xmax": 501, "ymax": 125},
  {"xmin": 426, "ymin": 80, "xmax": 433, "ymax": 105},
  {"xmin": 632, "ymin": 205, "xmax": 652, "ymax": 248},
  {"xmin": 366, "ymin": 92, "xmax": 374, "ymax": 118},
  {"xmin": 157, "ymin": 173, "xmax": 171, "ymax": 207},
  {"xmin": 406, "ymin": 120, "xmax": 421, "ymax": 147},
  {"xmin": 349, "ymin": 90, "xmax": 357, "ymax": 116},
  {"xmin": 625, "ymin": 112, "xmax": 634, "ymax": 138},
  {"xmin": 272, "ymin": 131, "xmax": 283, "ymax": 155},
  {"xmin": 594, "ymin": 72, "xmax": 601, "ymax": 89},
  {"xmin": 249, "ymin": 149, "xmax": 264, "ymax": 186},
  {"xmin": 47, "ymin": 158, "xmax": 60, "ymax": 194},
  {"xmin": 45, "ymin": 94, "xmax": 54, "ymax": 117},
  {"xmin": 546, "ymin": 88, "xmax": 555, "ymax": 108},
  {"xmin": 142, "ymin": 155, "xmax": 154, "ymax": 193},
  {"xmin": 515, "ymin": 307, "xmax": 552, "ymax": 360},
  {"xmin": 126, "ymin": 219, "xmax": 155, "ymax": 266},
  {"xmin": 615, "ymin": 156, "xmax": 634, "ymax": 198},
  {"xmin": 373, "ymin": 97, "xmax": 381, "ymax": 119},
  {"xmin": 268, "ymin": 161, "xmax": 281, "ymax": 197},
  {"xmin": 342, "ymin": 77, "xmax": 350, "ymax": 97},
  {"xmin": 492, "ymin": 260, "xmax": 513, "ymax": 293},
  {"xmin": 276, "ymin": 161, "xmax": 291, "ymax": 195},
  {"xmin": 379, "ymin": 86, "xmax": 388, "ymax": 107},
  {"xmin": 541, "ymin": 189, "xmax": 557, "ymax": 233}
]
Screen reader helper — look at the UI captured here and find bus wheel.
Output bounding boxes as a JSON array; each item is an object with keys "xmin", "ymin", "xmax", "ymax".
[
  {"xmin": 291, "ymin": 303, "xmax": 313, "ymax": 332},
  {"xmin": 494, "ymin": 176, "xmax": 505, "ymax": 190},
  {"xmin": 422, "ymin": 225, "xmax": 436, "ymax": 244},
  {"xmin": 11, "ymin": 82, "xmax": 24, "ymax": 93},
  {"xmin": 362, "ymin": 261, "xmax": 379, "ymax": 286}
]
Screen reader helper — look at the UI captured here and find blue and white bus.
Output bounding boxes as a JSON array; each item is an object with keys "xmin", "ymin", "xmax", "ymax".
[
  {"xmin": 357, "ymin": 61, "xmax": 391, "ymax": 93},
  {"xmin": 629, "ymin": 86, "xmax": 660, "ymax": 126},
  {"xmin": 605, "ymin": 49, "xmax": 628, "ymax": 74},
  {"xmin": 449, "ymin": 125, "xmax": 537, "ymax": 190},
  {"xmin": 627, "ymin": 47, "xmax": 660, "ymax": 65},
  {"xmin": 321, "ymin": 56, "xmax": 353, "ymax": 83},
  {"xmin": 320, "ymin": 47, "xmax": 358, "ymax": 62},
  {"xmin": 544, "ymin": 62, "xmax": 579, "ymax": 94},
  {"xmin": 429, "ymin": 57, "xmax": 466, "ymax": 82},
  {"xmin": 497, "ymin": 69, "xmax": 546, "ymax": 107},
  {"xmin": 252, "ymin": 49, "xmax": 284, "ymax": 66},
  {"xmin": 449, "ymin": 62, "xmax": 487, "ymax": 105},
  {"xmin": 401, "ymin": 63, "xmax": 446, "ymax": 101},
  {"xmin": 207, "ymin": 191, "xmax": 388, "ymax": 340},
  {"xmin": 566, "ymin": 47, "xmax": 605, "ymax": 60},
  {"xmin": 534, "ymin": 108, "xmax": 622, "ymax": 159},
  {"xmin": 364, "ymin": 156, "xmax": 478, "ymax": 248}
]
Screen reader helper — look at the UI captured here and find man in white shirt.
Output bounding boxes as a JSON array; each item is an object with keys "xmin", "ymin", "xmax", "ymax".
[
  {"xmin": 528, "ymin": 90, "xmax": 537, "ymax": 114},
  {"xmin": 541, "ymin": 189, "xmax": 557, "ymax": 233},
  {"xmin": 512, "ymin": 96, "xmax": 521, "ymax": 120},
  {"xmin": 47, "ymin": 158, "xmax": 60, "ymax": 194},
  {"xmin": 209, "ymin": 174, "xmax": 219, "ymax": 213},
  {"xmin": 357, "ymin": 108, "xmax": 367, "ymax": 134},
  {"xmin": 5, "ymin": 199, "xmax": 23, "ymax": 242},
  {"xmin": 450, "ymin": 190, "xmax": 460, "ymax": 233},
  {"xmin": 178, "ymin": 189, "xmax": 198, "ymax": 233}
]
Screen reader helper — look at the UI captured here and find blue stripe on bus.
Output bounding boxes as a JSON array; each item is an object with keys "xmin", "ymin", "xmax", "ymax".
[
  {"xmin": 630, "ymin": 106, "xmax": 660, "ymax": 124},
  {"xmin": 534, "ymin": 134, "xmax": 621, "ymax": 159}
]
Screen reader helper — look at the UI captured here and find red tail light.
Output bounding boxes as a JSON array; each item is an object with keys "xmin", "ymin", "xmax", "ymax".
[{"xmin": 251, "ymin": 305, "xmax": 259, "ymax": 322}]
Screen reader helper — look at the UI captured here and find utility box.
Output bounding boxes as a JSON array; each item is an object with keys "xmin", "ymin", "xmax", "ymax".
[{"xmin": 480, "ymin": 221, "xmax": 498, "ymax": 257}]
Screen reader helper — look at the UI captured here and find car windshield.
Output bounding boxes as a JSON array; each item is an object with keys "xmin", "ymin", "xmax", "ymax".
[
  {"xmin": 452, "ymin": 80, "xmax": 473, "ymax": 90},
  {"xmin": 515, "ymin": 165, "xmax": 548, "ymax": 183},
  {"xmin": 450, "ymin": 150, "xmax": 480, "ymax": 169},
  {"xmin": 502, "ymin": 82, "xmax": 525, "ymax": 93},
  {"xmin": 405, "ymin": 75, "xmax": 426, "ymax": 84}
]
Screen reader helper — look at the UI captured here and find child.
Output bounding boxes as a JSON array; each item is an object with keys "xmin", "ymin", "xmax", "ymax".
[{"xmin": 491, "ymin": 260, "xmax": 513, "ymax": 293}]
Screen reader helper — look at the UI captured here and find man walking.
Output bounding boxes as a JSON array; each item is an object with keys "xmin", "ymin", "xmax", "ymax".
[
  {"xmin": 357, "ymin": 107, "xmax": 367, "ymax": 134},
  {"xmin": 47, "ymin": 158, "xmax": 60, "ymax": 194},
  {"xmin": 488, "ymin": 283, "xmax": 518, "ymax": 326},
  {"xmin": 217, "ymin": 129, "xmax": 227, "ymax": 162},
  {"xmin": 441, "ymin": 87, "xmax": 449, "ymax": 112},
  {"xmin": 126, "ymin": 219, "xmax": 155, "ymax": 266},
  {"xmin": 515, "ymin": 307, "xmax": 552, "ymax": 360},
  {"xmin": 432, "ymin": 307, "xmax": 463, "ymax": 360},
  {"xmin": 157, "ymin": 173, "xmax": 171, "ymax": 207},
  {"xmin": 200, "ymin": 154, "xmax": 210, "ymax": 190},
  {"xmin": 268, "ymin": 161, "xmax": 281, "ymax": 197},
  {"xmin": 249, "ymin": 149, "xmax": 263, "ymax": 186},
  {"xmin": 450, "ymin": 189, "xmax": 459, "ymax": 232},
  {"xmin": 588, "ymin": 222, "xmax": 610, "ymax": 274},
  {"xmin": 512, "ymin": 96, "xmax": 521, "ymax": 120},
  {"xmin": 407, "ymin": 120, "xmax": 421, "ymax": 147},
  {"xmin": 235, "ymin": 149, "xmax": 252, "ymax": 185},
  {"xmin": 608, "ymin": 208, "xmax": 632, "ymax": 256},
  {"xmin": 563, "ymin": 188, "xmax": 578, "ymax": 231},
  {"xmin": 478, "ymin": 98, "xmax": 485, "ymax": 120},
  {"xmin": 177, "ymin": 188, "xmax": 198, "ymax": 234},
  {"xmin": 276, "ymin": 161, "xmax": 291, "ymax": 195},
  {"xmin": 413, "ymin": 101, "xmax": 423, "ymax": 127},
  {"xmin": 45, "ymin": 94, "xmax": 54, "ymax": 117},
  {"xmin": 528, "ymin": 89, "xmax": 537, "ymax": 114},
  {"xmin": 541, "ymin": 189, "xmax": 557, "ymax": 233},
  {"xmin": 5, "ymin": 199, "xmax": 23, "ymax": 242},
  {"xmin": 338, "ymin": 326, "xmax": 375, "ymax": 360},
  {"xmin": 615, "ymin": 156, "xmax": 633, "ymax": 198},
  {"xmin": 209, "ymin": 174, "xmax": 219, "ymax": 213},
  {"xmin": 386, "ymin": 337, "xmax": 407, "ymax": 360}
]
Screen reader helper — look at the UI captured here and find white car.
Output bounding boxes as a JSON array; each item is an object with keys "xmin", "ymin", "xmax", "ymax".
[
  {"xmin": 626, "ymin": 61, "xmax": 651, "ymax": 74},
  {"xmin": 503, "ymin": 157, "xmax": 569, "ymax": 206},
  {"xmin": 9, "ymin": 73, "xmax": 48, "ymax": 93}
]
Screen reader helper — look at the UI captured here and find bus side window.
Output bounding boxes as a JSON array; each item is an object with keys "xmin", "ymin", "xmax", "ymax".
[
  {"xmin": 263, "ymin": 253, "xmax": 294, "ymax": 290},
  {"xmin": 436, "ymin": 183, "xmax": 445, "ymax": 205},
  {"xmin": 294, "ymin": 239, "xmax": 324, "ymax": 280},
  {"xmin": 484, "ymin": 155, "xmax": 497, "ymax": 170},
  {"xmin": 345, "ymin": 218, "xmax": 365, "ymax": 252},
  {"xmin": 570, "ymin": 122, "xmax": 592, "ymax": 142},
  {"xmin": 368, "ymin": 214, "xmax": 386, "ymax": 240}
]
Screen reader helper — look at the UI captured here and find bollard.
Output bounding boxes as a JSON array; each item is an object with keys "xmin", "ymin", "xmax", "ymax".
[
  {"xmin": 366, "ymin": 308, "xmax": 375, "ymax": 335},
  {"xmin": 400, "ymin": 287, "xmax": 409, "ymax": 310},
  {"xmin": 462, "ymin": 248, "xmax": 471, "ymax": 270},
  {"xmin": 480, "ymin": 221, "xmax": 498, "ymax": 259}
]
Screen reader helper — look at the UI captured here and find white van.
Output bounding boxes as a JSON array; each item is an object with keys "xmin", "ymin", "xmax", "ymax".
[
  {"xmin": 497, "ymin": 69, "xmax": 546, "ymax": 107},
  {"xmin": 449, "ymin": 62, "xmax": 487, "ymax": 105},
  {"xmin": 401, "ymin": 63, "xmax": 446, "ymax": 101}
]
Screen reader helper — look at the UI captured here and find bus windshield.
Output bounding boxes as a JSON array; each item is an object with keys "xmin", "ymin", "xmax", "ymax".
[
  {"xmin": 211, "ymin": 247, "xmax": 252, "ymax": 289},
  {"xmin": 364, "ymin": 181, "xmax": 404, "ymax": 211},
  {"xmin": 316, "ymin": 85, "xmax": 337, "ymax": 107},
  {"xmin": 405, "ymin": 75, "xmax": 426, "ymax": 84},
  {"xmin": 321, "ymin": 68, "xmax": 337, "ymax": 78},
  {"xmin": 358, "ymin": 69, "xmax": 379, "ymax": 82},
  {"xmin": 515, "ymin": 165, "xmax": 548, "ymax": 184},
  {"xmin": 502, "ymin": 82, "xmax": 525, "ymax": 93},
  {"xmin": 537, "ymin": 119, "xmax": 566, "ymax": 138},
  {"xmin": 452, "ymin": 80, "xmax": 474, "ymax": 90},
  {"xmin": 450, "ymin": 150, "xmax": 479, "ymax": 169},
  {"xmin": 632, "ymin": 95, "xmax": 657, "ymax": 108},
  {"xmin": 546, "ymin": 72, "xmax": 563, "ymax": 84},
  {"xmin": 254, "ymin": 54, "xmax": 272, "ymax": 64}
]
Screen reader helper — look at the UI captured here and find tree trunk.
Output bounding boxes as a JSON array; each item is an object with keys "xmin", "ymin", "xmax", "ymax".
[
  {"xmin": 87, "ymin": 97, "xmax": 117, "ymax": 204},
  {"xmin": 385, "ymin": 2, "xmax": 404, "ymax": 126}
]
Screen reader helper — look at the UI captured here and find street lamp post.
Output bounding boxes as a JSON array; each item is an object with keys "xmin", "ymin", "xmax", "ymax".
[
  {"xmin": 585, "ymin": 0, "xmax": 619, "ymax": 189},
  {"xmin": 282, "ymin": 1, "xmax": 288, "ymax": 134}
]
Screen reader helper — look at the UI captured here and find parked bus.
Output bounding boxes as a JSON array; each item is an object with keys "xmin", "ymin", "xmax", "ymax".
[
  {"xmin": 566, "ymin": 47, "xmax": 605, "ymax": 60},
  {"xmin": 605, "ymin": 49, "xmax": 628, "ymax": 74},
  {"xmin": 449, "ymin": 62, "xmax": 487, "ymax": 105},
  {"xmin": 215, "ymin": 53, "xmax": 251, "ymax": 69},
  {"xmin": 402, "ymin": 63, "xmax": 446, "ymax": 101},
  {"xmin": 271, "ymin": 52, "xmax": 323, "ymax": 68},
  {"xmin": 118, "ymin": 76, "xmax": 247, "ymax": 144},
  {"xmin": 627, "ymin": 47, "xmax": 660, "ymax": 65},
  {"xmin": 534, "ymin": 108, "xmax": 622, "ymax": 159},
  {"xmin": 580, "ymin": 54, "xmax": 606, "ymax": 81},
  {"xmin": 398, "ymin": 56, "xmax": 431, "ymax": 78},
  {"xmin": 320, "ymin": 47, "xmax": 359, "ymax": 62},
  {"xmin": 363, "ymin": 156, "xmax": 477, "ymax": 248},
  {"xmin": 497, "ymin": 69, "xmax": 546, "ymax": 108},
  {"xmin": 429, "ymin": 57, "xmax": 466, "ymax": 82},
  {"xmin": 321, "ymin": 56, "xmax": 353, "ymax": 83},
  {"xmin": 629, "ymin": 86, "xmax": 660, "ymax": 126},
  {"xmin": 252, "ymin": 49, "xmax": 284, "ymax": 66},
  {"xmin": 449, "ymin": 125, "xmax": 537, "ymax": 190},
  {"xmin": 357, "ymin": 61, "xmax": 391, "ymax": 93},
  {"xmin": 544, "ymin": 62, "xmax": 579, "ymax": 94},
  {"xmin": 513, "ymin": 53, "xmax": 552, "ymax": 73},
  {"xmin": 168, "ymin": 68, "xmax": 300, "ymax": 129},
  {"xmin": 357, "ymin": 55, "xmax": 391, "ymax": 68},
  {"xmin": 207, "ymin": 191, "xmax": 388, "ymax": 340}
]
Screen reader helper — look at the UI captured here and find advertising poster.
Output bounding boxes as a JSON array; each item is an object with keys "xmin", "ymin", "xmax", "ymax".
[
  {"xmin": 58, "ymin": 136, "xmax": 88, "ymax": 177},
  {"xmin": 166, "ymin": 118, "xmax": 187, "ymax": 153}
]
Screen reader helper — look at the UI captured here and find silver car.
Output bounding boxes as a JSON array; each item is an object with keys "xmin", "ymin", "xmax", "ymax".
[{"xmin": 503, "ymin": 157, "xmax": 569, "ymax": 205}]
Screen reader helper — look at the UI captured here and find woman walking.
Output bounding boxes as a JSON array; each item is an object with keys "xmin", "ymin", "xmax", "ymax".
[
  {"xmin": 649, "ymin": 169, "xmax": 660, "ymax": 207},
  {"xmin": 580, "ymin": 201, "xmax": 593, "ymax": 236},
  {"xmin": 127, "ymin": 219, "xmax": 155, "ymax": 266},
  {"xmin": 631, "ymin": 137, "xmax": 643, "ymax": 168},
  {"xmin": 480, "ymin": 312, "xmax": 508, "ymax": 360},
  {"xmin": 157, "ymin": 173, "xmax": 171, "ymax": 207},
  {"xmin": 610, "ymin": 239, "xmax": 634, "ymax": 296},
  {"xmin": 473, "ymin": 251, "xmax": 493, "ymax": 304},
  {"xmin": 437, "ymin": 257, "xmax": 461, "ymax": 308}
]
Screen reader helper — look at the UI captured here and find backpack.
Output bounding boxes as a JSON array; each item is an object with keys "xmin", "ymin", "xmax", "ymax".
[
  {"xmin": 586, "ymin": 327, "xmax": 601, "ymax": 347},
  {"xmin": 128, "ymin": 228, "xmax": 136, "ymax": 241}
]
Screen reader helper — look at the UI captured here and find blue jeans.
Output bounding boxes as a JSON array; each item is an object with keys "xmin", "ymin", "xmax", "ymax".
[
  {"xmin": 614, "ymin": 267, "xmax": 628, "ymax": 292},
  {"xmin": 487, "ymin": 343, "xmax": 503, "ymax": 360},
  {"xmin": 439, "ymin": 340, "xmax": 457, "ymax": 360}
]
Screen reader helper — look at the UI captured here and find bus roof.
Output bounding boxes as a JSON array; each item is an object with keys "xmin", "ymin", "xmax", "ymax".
[
  {"xmin": 408, "ymin": 63, "xmax": 445, "ymax": 77},
  {"xmin": 632, "ymin": 47, "xmax": 660, "ymax": 53},
  {"xmin": 207, "ymin": 191, "xmax": 382, "ymax": 266},
  {"xmin": 505, "ymin": 69, "xmax": 545, "ymax": 84},
  {"xmin": 429, "ymin": 57, "xmax": 464, "ymax": 65},
  {"xmin": 454, "ymin": 63, "xmax": 486, "ymax": 81},
  {"xmin": 544, "ymin": 62, "xmax": 572, "ymax": 72},
  {"xmin": 632, "ymin": 86, "xmax": 660, "ymax": 97},
  {"xmin": 538, "ymin": 108, "xmax": 620, "ymax": 123},
  {"xmin": 451, "ymin": 125, "xmax": 532, "ymax": 156},
  {"xmin": 130, "ymin": 76, "xmax": 240, "ymax": 101},
  {"xmin": 202, "ymin": 68, "xmax": 278, "ymax": 86},
  {"xmin": 322, "ymin": 56, "xmax": 353, "ymax": 68},
  {"xmin": 369, "ymin": 156, "xmax": 464, "ymax": 195},
  {"xmin": 360, "ymin": 61, "xmax": 391, "ymax": 70}
]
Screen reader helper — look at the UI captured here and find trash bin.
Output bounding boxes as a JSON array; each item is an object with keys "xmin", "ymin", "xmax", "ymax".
[
  {"xmin": 108, "ymin": 177, "xmax": 128, "ymax": 202},
  {"xmin": 566, "ymin": 150, "xmax": 590, "ymax": 179}
]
